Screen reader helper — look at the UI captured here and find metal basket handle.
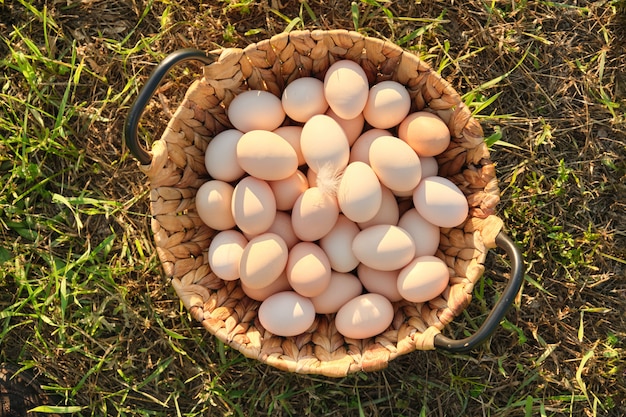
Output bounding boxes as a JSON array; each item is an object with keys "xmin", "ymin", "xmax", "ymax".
[
  {"xmin": 434, "ymin": 232, "xmax": 524, "ymax": 352},
  {"xmin": 124, "ymin": 48, "xmax": 215, "ymax": 165}
]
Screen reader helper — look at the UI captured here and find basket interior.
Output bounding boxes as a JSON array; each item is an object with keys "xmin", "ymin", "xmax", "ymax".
[{"xmin": 140, "ymin": 29, "xmax": 503, "ymax": 377}]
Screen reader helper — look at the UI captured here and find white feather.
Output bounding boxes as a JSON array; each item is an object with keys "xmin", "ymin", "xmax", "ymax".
[{"xmin": 314, "ymin": 163, "xmax": 343, "ymax": 198}]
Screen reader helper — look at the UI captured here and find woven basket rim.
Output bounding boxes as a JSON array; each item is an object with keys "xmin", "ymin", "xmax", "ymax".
[{"xmin": 141, "ymin": 29, "xmax": 503, "ymax": 377}]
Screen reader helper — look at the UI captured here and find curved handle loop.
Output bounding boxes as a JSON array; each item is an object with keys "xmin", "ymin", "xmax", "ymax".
[
  {"xmin": 124, "ymin": 48, "xmax": 216, "ymax": 165},
  {"xmin": 434, "ymin": 232, "xmax": 524, "ymax": 352}
]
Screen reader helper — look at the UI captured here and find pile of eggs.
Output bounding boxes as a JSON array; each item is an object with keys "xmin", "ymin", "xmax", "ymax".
[{"xmin": 196, "ymin": 60, "xmax": 469, "ymax": 339}]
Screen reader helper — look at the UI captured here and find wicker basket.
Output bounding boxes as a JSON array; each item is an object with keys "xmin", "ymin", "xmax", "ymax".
[{"xmin": 125, "ymin": 29, "xmax": 523, "ymax": 377}]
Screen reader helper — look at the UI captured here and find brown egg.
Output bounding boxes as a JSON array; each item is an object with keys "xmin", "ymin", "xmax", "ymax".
[
  {"xmin": 397, "ymin": 256, "xmax": 450, "ymax": 303},
  {"xmin": 352, "ymin": 225, "xmax": 415, "ymax": 271},
  {"xmin": 398, "ymin": 111, "xmax": 451, "ymax": 157},
  {"xmin": 286, "ymin": 242, "xmax": 331, "ymax": 298},
  {"xmin": 228, "ymin": 90, "xmax": 285, "ymax": 132},
  {"xmin": 273, "ymin": 126, "xmax": 305, "ymax": 166},
  {"xmin": 291, "ymin": 187, "xmax": 339, "ymax": 242},
  {"xmin": 357, "ymin": 186, "xmax": 400, "ymax": 229},
  {"xmin": 337, "ymin": 161, "xmax": 382, "ymax": 223},
  {"xmin": 397, "ymin": 208, "xmax": 440, "ymax": 258},
  {"xmin": 239, "ymin": 233, "xmax": 288, "ymax": 290},
  {"xmin": 335, "ymin": 293, "xmax": 394, "ymax": 339},
  {"xmin": 258, "ymin": 291, "xmax": 315, "ymax": 336},
  {"xmin": 349, "ymin": 128, "xmax": 391, "ymax": 165},
  {"xmin": 369, "ymin": 135, "xmax": 422, "ymax": 193},
  {"xmin": 324, "ymin": 60, "xmax": 369, "ymax": 120},
  {"xmin": 236, "ymin": 130, "xmax": 298, "ymax": 181},
  {"xmin": 241, "ymin": 272, "xmax": 292, "ymax": 301},
  {"xmin": 195, "ymin": 180, "xmax": 236, "ymax": 231},
  {"xmin": 319, "ymin": 215, "xmax": 361, "ymax": 273},
  {"xmin": 413, "ymin": 176, "xmax": 468, "ymax": 228},
  {"xmin": 281, "ymin": 77, "xmax": 328, "ymax": 123},
  {"xmin": 208, "ymin": 230, "xmax": 248, "ymax": 281},
  {"xmin": 310, "ymin": 272, "xmax": 363, "ymax": 314},
  {"xmin": 357, "ymin": 264, "xmax": 403, "ymax": 302},
  {"xmin": 362, "ymin": 81, "xmax": 411, "ymax": 129},
  {"xmin": 231, "ymin": 176, "xmax": 276, "ymax": 236},
  {"xmin": 325, "ymin": 107, "xmax": 364, "ymax": 146}
]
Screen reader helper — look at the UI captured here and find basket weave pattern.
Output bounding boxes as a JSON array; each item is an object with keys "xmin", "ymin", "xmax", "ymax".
[{"xmin": 140, "ymin": 30, "xmax": 503, "ymax": 377}]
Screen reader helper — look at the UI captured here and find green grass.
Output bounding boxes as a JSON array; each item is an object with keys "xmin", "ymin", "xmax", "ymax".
[{"xmin": 1, "ymin": 0, "xmax": 625, "ymax": 416}]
